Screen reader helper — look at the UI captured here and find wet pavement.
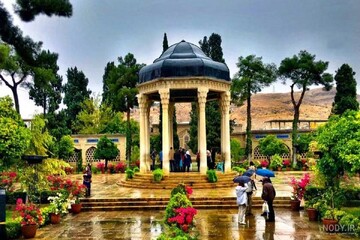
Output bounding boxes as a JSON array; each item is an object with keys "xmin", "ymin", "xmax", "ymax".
[
  {"xmin": 29, "ymin": 173, "xmax": 355, "ymax": 239},
  {"xmin": 35, "ymin": 209, "xmax": 355, "ymax": 240}
]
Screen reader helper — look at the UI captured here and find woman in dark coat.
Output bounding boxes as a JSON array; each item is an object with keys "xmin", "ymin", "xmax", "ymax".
[
  {"xmin": 261, "ymin": 177, "xmax": 276, "ymax": 222},
  {"xmin": 83, "ymin": 163, "xmax": 92, "ymax": 197}
]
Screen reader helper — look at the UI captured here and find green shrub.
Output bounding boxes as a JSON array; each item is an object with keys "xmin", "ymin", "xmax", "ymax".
[
  {"xmin": 133, "ymin": 166, "xmax": 140, "ymax": 173},
  {"xmin": 6, "ymin": 191, "xmax": 27, "ymax": 204},
  {"xmin": 232, "ymin": 166, "xmax": 246, "ymax": 175},
  {"xmin": 269, "ymin": 154, "xmax": 282, "ymax": 169},
  {"xmin": 171, "ymin": 184, "xmax": 187, "ymax": 197},
  {"xmin": 153, "ymin": 169, "xmax": 164, "ymax": 182},
  {"xmin": 92, "ymin": 166, "xmax": 99, "ymax": 174},
  {"xmin": 40, "ymin": 206, "xmax": 53, "ymax": 226},
  {"xmin": 6, "ymin": 220, "xmax": 21, "ymax": 239},
  {"xmin": 76, "ymin": 150, "xmax": 83, "ymax": 173},
  {"xmin": 339, "ymin": 213, "xmax": 360, "ymax": 231},
  {"xmin": 206, "ymin": 170, "xmax": 217, "ymax": 183},
  {"xmin": 125, "ymin": 168, "xmax": 134, "ymax": 180},
  {"xmin": 164, "ymin": 193, "xmax": 192, "ymax": 222}
]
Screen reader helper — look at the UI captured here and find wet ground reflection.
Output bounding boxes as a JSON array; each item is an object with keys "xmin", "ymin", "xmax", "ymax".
[{"xmin": 36, "ymin": 209, "xmax": 354, "ymax": 240}]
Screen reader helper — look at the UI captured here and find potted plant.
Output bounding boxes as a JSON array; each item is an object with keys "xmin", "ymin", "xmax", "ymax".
[
  {"xmin": 320, "ymin": 188, "xmax": 346, "ymax": 232},
  {"xmin": 47, "ymin": 192, "xmax": 69, "ymax": 224},
  {"xmin": 70, "ymin": 181, "xmax": 86, "ymax": 214},
  {"xmin": 304, "ymin": 197, "xmax": 322, "ymax": 221},
  {"xmin": 270, "ymin": 154, "xmax": 283, "ymax": 171},
  {"xmin": 289, "ymin": 173, "xmax": 310, "ymax": 211},
  {"xmin": 153, "ymin": 168, "xmax": 164, "ymax": 182},
  {"xmin": 322, "ymin": 209, "xmax": 346, "ymax": 232},
  {"xmin": 283, "ymin": 159, "xmax": 291, "ymax": 170},
  {"xmin": 14, "ymin": 198, "xmax": 43, "ymax": 239}
]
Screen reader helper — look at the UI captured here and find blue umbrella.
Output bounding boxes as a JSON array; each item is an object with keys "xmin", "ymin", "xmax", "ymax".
[
  {"xmin": 233, "ymin": 175, "xmax": 251, "ymax": 183},
  {"xmin": 256, "ymin": 168, "xmax": 275, "ymax": 178},
  {"xmin": 242, "ymin": 169, "xmax": 255, "ymax": 177}
]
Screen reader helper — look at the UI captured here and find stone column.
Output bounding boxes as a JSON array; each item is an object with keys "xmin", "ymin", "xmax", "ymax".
[
  {"xmin": 160, "ymin": 88, "xmax": 170, "ymax": 175},
  {"xmin": 169, "ymin": 103, "xmax": 175, "ymax": 149},
  {"xmin": 198, "ymin": 87, "xmax": 208, "ymax": 174},
  {"xmin": 137, "ymin": 94, "xmax": 148, "ymax": 173},
  {"xmin": 146, "ymin": 101, "xmax": 152, "ymax": 171},
  {"xmin": 220, "ymin": 92, "xmax": 231, "ymax": 173}
]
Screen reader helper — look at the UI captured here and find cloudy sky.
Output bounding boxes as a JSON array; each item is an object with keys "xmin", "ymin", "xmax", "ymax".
[{"xmin": 1, "ymin": 0, "xmax": 360, "ymax": 118}]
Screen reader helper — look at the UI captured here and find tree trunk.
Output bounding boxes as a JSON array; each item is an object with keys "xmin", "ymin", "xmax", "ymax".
[
  {"xmin": 11, "ymin": 87, "xmax": 21, "ymax": 114},
  {"xmin": 246, "ymin": 84, "xmax": 252, "ymax": 162},
  {"xmin": 292, "ymin": 105, "xmax": 300, "ymax": 167}
]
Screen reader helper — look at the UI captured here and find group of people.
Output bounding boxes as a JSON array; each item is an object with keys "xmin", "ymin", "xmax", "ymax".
[
  {"xmin": 235, "ymin": 162, "xmax": 276, "ymax": 225},
  {"xmin": 169, "ymin": 147, "xmax": 192, "ymax": 172}
]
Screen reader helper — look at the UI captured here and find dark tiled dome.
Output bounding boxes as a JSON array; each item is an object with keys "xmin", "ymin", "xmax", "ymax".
[{"xmin": 138, "ymin": 40, "xmax": 230, "ymax": 83}]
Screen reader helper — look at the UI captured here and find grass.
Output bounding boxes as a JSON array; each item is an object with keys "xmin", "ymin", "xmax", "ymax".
[
  {"xmin": 6, "ymin": 209, "xmax": 14, "ymax": 221},
  {"xmin": 343, "ymin": 207, "xmax": 360, "ymax": 218}
]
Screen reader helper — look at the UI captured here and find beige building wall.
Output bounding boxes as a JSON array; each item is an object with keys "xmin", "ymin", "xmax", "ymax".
[{"xmin": 69, "ymin": 134, "xmax": 126, "ymax": 166}]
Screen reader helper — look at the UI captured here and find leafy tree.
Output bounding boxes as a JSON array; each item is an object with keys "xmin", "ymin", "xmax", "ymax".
[
  {"xmin": 63, "ymin": 66, "xmax": 92, "ymax": 133},
  {"xmin": 28, "ymin": 50, "xmax": 62, "ymax": 116},
  {"xmin": 258, "ymin": 135, "xmax": 289, "ymax": 161},
  {"xmin": 163, "ymin": 33, "xmax": 169, "ymax": 53},
  {"xmin": 187, "ymin": 103, "xmax": 198, "ymax": 152},
  {"xmin": 278, "ymin": 50, "xmax": 333, "ymax": 166},
  {"xmin": 0, "ymin": 96, "xmax": 30, "ymax": 168},
  {"xmin": 94, "ymin": 136, "xmax": 119, "ymax": 170},
  {"xmin": 191, "ymin": 33, "xmax": 225, "ymax": 151},
  {"xmin": 231, "ymin": 55, "xmax": 277, "ymax": 161},
  {"xmin": 102, "ymin": 53, "xmax": 144, "ymax": 163},
  {"xmin": 14, "ymin": 0, "xmax": 72, "ymax": 22},
  {"xmin": 26, "ymin": 115, "xmax": 54, "ymax": 156},
  {"xmin": 56, "ymin": 135, "xmax": 74, "ymax": 160},
  {"xmin": 297, "ymin": 133, "xmax": 316, "ymax": 154},
  {"xmin": 46, "ymin": 110, "xmax": 71, "ymax": 141},
  {"xmin": 0, "ymin": 43, "xmax": 32, "ymax": 113},
  {"xmin": 331, "ymin": 64, "xmax": 359, "ymax": 116},
  {"xmin": 75, "ymin": 95, "xmax": 127, "ymax": 134},
  {"xmin": 316, "ymin": 111, "xmax": 360, "ymax": 187},
  {"xmin": 1, "ymin": 0, "xmax": 72, "ymax": 66},
  {"xmin": 0, "ymin": 3, "xmax": 42, "ymax": 66},
  {"xmin": 230, "ymin": 138, "xmax": 244, "ymax": 162}
]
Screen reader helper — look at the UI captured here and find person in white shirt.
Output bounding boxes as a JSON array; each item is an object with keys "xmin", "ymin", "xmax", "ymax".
[{"xmin": 236, "ymin": 182, "xmax": 249, "ymax": 225}]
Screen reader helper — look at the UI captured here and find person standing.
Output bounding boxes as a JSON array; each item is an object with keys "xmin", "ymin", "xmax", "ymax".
[
  {"xmin": 184, "ymin": 150, "xmax": 191, "ymax": 172},
  {"xmin": 236, "ymin": 182, "xmax": 248, "ymax": 225},
  {"xmin": 196, "ymin": 151, "xmax": 200, "ymax": 172},
  {"xmin": 169, "ymin": 147, "xmax": 175, "ymax": 172},
  {"xmin": 151, "ymin": 149, "xmax": 157, "ymax": 170},
  {"xmin": 261, "ymin": 177, "xmax": 276, "ymax": 222},
  {"xmin": 83, "ymin": 163, "xmax": 92, "ymax": 197},
  {"xmin": 159, "ymin": 150, "xmax": 163, "ymax": 169},
  {"xmin": 245, "ymin": 175, "xmax": 257, "ymax": 216}
]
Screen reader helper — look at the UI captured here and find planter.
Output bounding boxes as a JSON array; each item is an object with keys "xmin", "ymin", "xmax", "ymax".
[
  {"xmin": 71, "ymin": 203, "xmax": 82, "ymax": 214},
  {"xmin": 21, "ymin": 224, "xmax": 37, "ymax": 239},
  {"xmin": 277, "ymin": 167, "xmax": 282, "ymax": 171},
  {"xmin": 322, "ymin": 219, "xmax": 339, "ymax": 232},
  {"xmin": 306, "ymin": 208, "xmax": 318, "ymax": 221},
  {"xmin": 290, "ymin": 199, "xmax": 301, "ymax": 211},
  {"xmin": 286, "ymin": 167, "xmax": 291, "ymax": 171},
  {"xmin": 50, "ymin": 213, "xmax": 61, "ymax": 224}
]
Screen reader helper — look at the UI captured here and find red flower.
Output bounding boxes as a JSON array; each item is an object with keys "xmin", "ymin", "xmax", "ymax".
[
  {"xmin": 289, "ymin": 173, "xmax": 310, "ymax": 200},
  {"xmin": 14, "ymin": 199, "xmax": 43, "ymax": 226}
]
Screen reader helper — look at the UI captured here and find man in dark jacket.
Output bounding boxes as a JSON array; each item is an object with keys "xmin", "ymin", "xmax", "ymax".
[{"xmin": 261, "ymin": 177, "xmax": 276, "ymax": 222}]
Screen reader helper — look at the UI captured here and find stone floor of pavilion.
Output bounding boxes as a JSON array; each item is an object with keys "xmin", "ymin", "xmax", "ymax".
[{"xmin": 30, "ymin": 171, "xmax": 356, "ymax": 239}]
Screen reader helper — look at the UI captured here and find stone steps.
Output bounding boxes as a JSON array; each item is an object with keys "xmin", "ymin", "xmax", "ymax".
[
  {"xmin": 117, "ymin": 171, "xmax": 309, "ymax": 189},
  {"xmin": 80, "ymin": 196, "xmax": 291, "ymax": 211}
]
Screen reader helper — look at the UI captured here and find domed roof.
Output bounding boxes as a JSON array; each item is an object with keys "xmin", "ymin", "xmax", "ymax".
[{"xmin": 139, "ymin": 40, "xmax": 230, "ymax": 83}]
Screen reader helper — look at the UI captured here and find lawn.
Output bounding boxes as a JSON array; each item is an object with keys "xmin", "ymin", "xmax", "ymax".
[{"xmin": 343, "ymin": 207, "xmax": 360, "ymax": 218}]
